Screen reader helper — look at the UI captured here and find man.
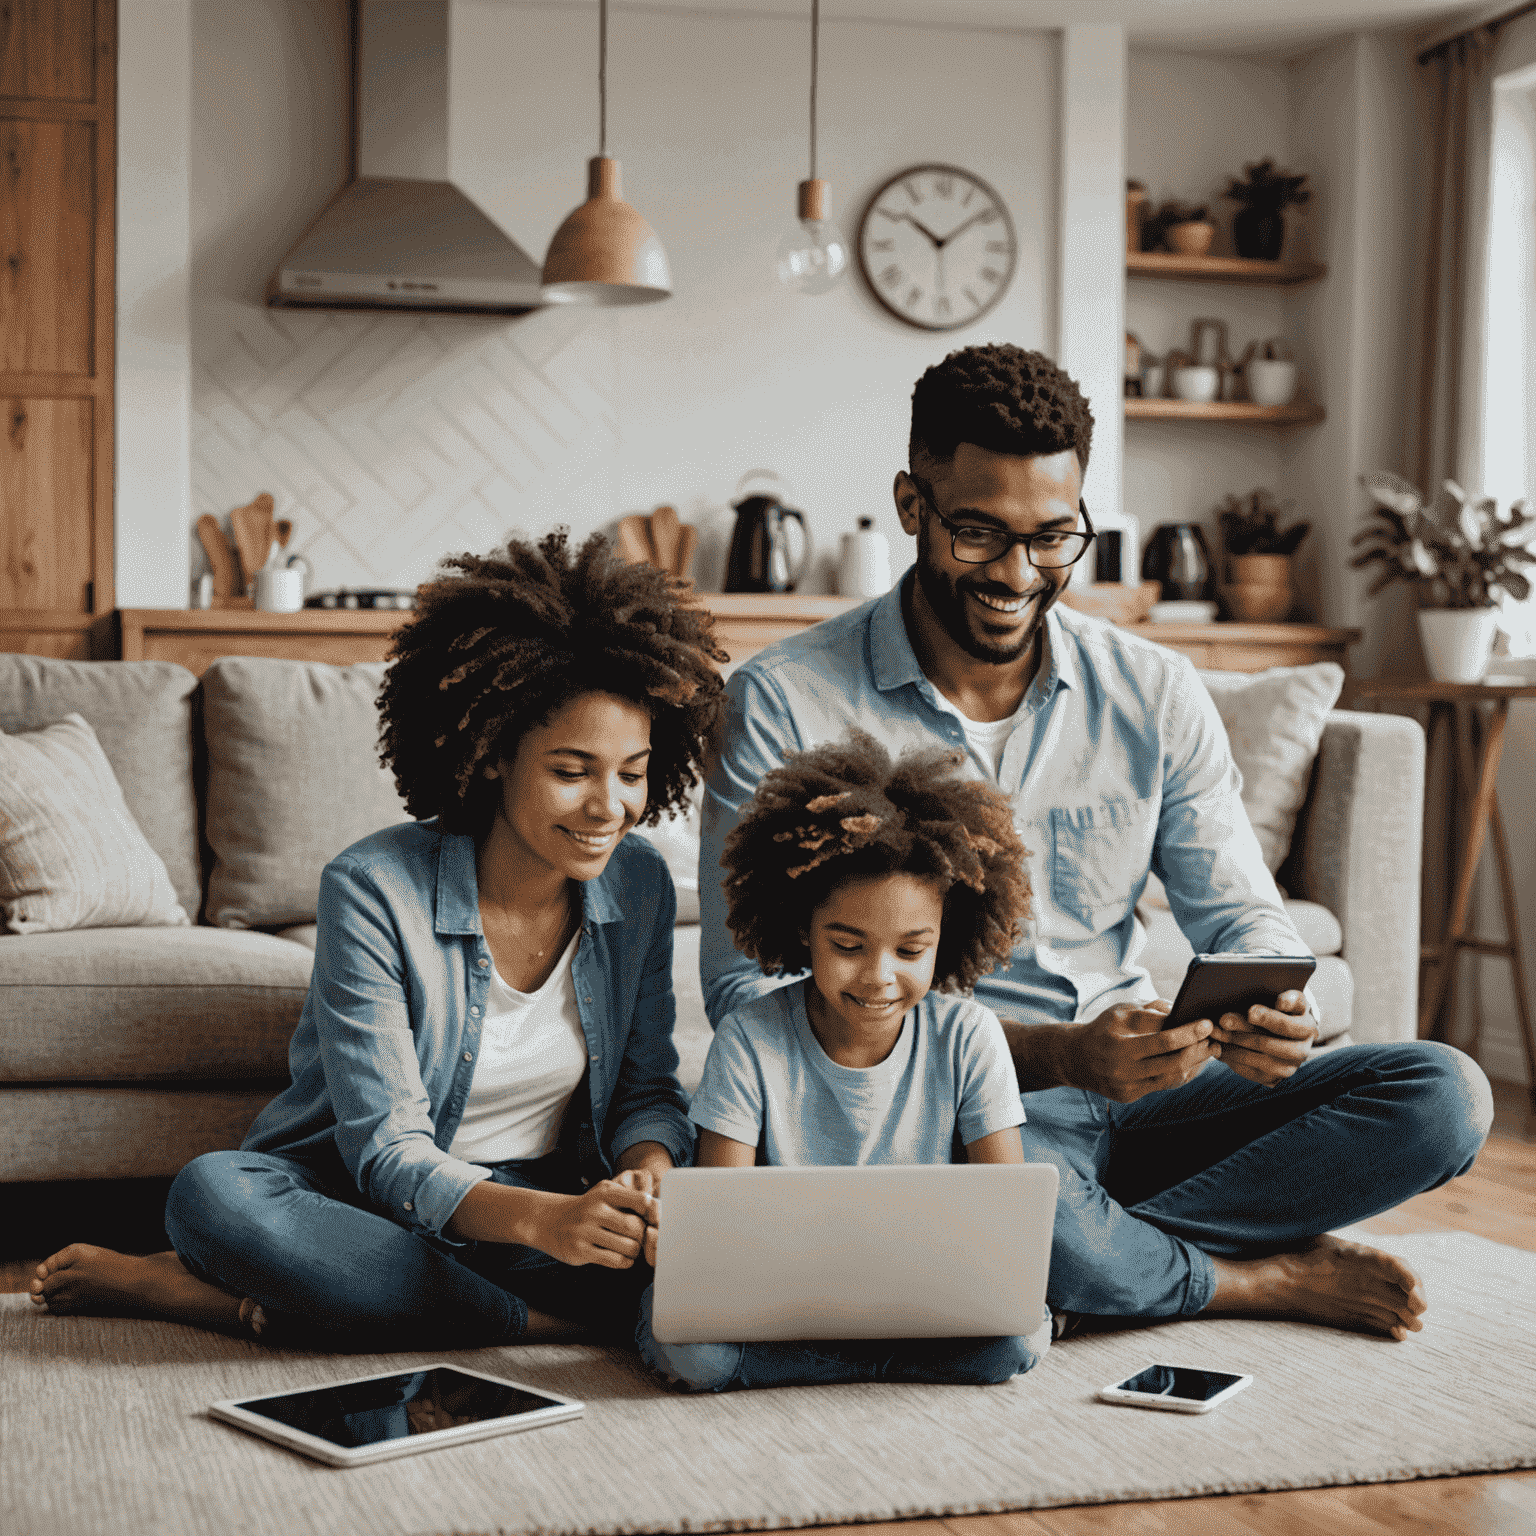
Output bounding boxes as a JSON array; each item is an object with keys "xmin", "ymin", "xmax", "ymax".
[{"xmin": 701, "ymin": 343, "xmax": 1492, "ymax": 1340}]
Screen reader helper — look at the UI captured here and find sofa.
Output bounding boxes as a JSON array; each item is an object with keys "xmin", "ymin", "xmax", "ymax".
[{"xmin": 0, "ymin": 651, "xmax": 1425, "ymax": 1186}]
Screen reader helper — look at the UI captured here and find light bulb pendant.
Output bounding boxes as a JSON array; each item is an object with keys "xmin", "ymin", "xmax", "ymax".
[{"xmin": 777, "ymin": 179, "xmax": 848, "ymax": 296}]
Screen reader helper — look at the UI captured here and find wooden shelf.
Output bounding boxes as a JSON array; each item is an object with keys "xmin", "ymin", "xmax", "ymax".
[
  {"xmin": 1126, "ymin": 251, "xmax": 1328, "ymax": 286},
  {"xmin": 1125, "ymin": 398, "xmax": 1325, "ymax": 427}
]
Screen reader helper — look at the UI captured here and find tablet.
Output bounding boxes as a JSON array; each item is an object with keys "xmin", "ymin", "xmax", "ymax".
[
  {"xmin": 210, "ymin": 1363, "xmax": 583, "ymax": 1467},
  {"xmin": 1162, "ymin": 952, "xmax": 1317, "ymax": 1031}
]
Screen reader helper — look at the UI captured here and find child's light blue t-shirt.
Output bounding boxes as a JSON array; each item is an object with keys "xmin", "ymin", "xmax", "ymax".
[{"xmin": 689, "ymin": 980, "xmax": 1025, "ymax": 1166}]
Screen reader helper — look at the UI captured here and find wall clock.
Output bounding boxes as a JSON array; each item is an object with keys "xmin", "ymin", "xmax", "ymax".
[{"xmin": 856, "ymin": 164, "xmax": 1017, "ymax": 331}]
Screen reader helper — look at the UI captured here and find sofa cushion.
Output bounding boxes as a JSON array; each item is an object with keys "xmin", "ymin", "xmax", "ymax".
[
  {"xmin": 1196, "ymin": 663, "xmax": 1345, "ymax": 872},
  {"xmin": 0, "ymin": 926, "xmax": 311, "ymax": 1080},
  {"xmin": 630, "ymin": 789, "xmax": 703, "ymax": 924},
  {"xmin": 670, "ymin": 921, "xmax": 712, "ymax": 1097},
  {"xmin": 0, "ymin": 714, "xmax": 190, "ymax": 934},
  {"xmin": 202, "ymin": 658, "xmax": 412, "ymax": 929},
  {"xmin": 0, "ymin": 656, "xmax": 201, "ymax": 915}
]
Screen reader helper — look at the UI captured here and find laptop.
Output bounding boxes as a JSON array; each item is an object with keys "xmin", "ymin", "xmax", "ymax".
[{"xmin": 649, "ymin": 1163, "xmax": 1058, "ymax": 1344}]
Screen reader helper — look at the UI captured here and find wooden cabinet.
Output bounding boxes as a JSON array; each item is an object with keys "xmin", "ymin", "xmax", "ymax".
[
  {"xmin": 117, "ymin": 595, "xmax": 867, "ymax": 678},
  {"xmin": 0, "ymin": 0, "xmax": 115, "ymax": 662},
  {"xmin": 1126, "ymin": 621, "xmax": 1359, "ymax": 673}
]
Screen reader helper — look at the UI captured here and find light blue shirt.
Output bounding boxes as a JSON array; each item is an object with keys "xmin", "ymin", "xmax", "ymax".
[
  {"xmin": 689, "ymin": 981, "xmax": 1025, "ymax": 1166},
  {"xmin": 242, "ymin": 822, "xmax": 696, "ymax": 1242},
  {"xmin": 701, "ymin": 573, "xmax": 1306, "ymax": 1028}
]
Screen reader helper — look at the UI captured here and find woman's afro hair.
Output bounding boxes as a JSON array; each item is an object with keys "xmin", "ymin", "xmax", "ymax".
[
  {"xmin": 377, "ymin": 530, "xmax": 727, "ymax": 836},
  {"xmin": 909, "ymin": 343, "xmax": 1094, "ymax": 471},
  {"xmin": 722, "ymin": 729, "xmax": 1032, "ymax": 993}
]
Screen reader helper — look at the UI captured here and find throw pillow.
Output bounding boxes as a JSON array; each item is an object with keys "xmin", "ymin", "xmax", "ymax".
[
  {"xmin": 0, "ymin": 713, "xmax": 191, "ymax": 934},
  {"xmin": 202, "ymin": 658, "xmax": 412, "ymax": 929},
  {"xmin": 1195, "ymin": 662, "xmax": 1345, "ymax": 872}
]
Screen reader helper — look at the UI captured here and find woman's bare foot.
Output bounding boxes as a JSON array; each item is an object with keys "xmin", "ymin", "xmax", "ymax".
[
  {"xmin": 29, "ymin": 1244, "xmax": 243, "ymax": 1331},
  {"xmin": 1207, "ymin": 1234, "xmax": 1427, "ymax": 1340}
]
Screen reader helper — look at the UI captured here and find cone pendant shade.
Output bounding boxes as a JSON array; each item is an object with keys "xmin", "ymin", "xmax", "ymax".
[{"xmin": 542, "ymin": 157, "xmax": 671, "ymax": 305}]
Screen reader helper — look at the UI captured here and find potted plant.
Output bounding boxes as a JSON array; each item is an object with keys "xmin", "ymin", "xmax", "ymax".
[
  {"xmin": 1216, "ymin": 489, "xmax": 1311, "ymax": 621},
  {"xmin": 1222, "ymin": 159, "xmax": 1310, "ymax": 260},
  {"xmin": 1142, "ymin": 200, "xmax": 1214, "ymax": 257},
  {"xmin": 1352, "ymin": 471, "xmax": 1536, "ymax": 681}
]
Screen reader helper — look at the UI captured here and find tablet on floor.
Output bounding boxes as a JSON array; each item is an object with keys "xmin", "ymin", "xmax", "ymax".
[{"xmin": 209, "ymin": 1363, "xmax": 583, "ymax": 1467}]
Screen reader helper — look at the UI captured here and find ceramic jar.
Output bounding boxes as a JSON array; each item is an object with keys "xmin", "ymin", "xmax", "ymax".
[
  {"xmin": 1247, "ymin": 359, "xmax": 1299, "ymax": 407},
  {"xmin": 1166, "ymin": 221, "xmax": 1215, "ymax": 256}
]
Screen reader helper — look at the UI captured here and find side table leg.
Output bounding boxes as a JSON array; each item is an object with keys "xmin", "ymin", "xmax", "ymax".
[
  {"xmin": 1488, "ymin": 793, "xmax": 1536, "ymax": 1109},
  {"xmin": 1419, "ymin": 702, "xmax": 1510, "ymax": 1038}
]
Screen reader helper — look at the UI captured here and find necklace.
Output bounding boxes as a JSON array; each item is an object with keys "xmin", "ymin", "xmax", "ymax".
[{"xmin": 526, "ymin": 887, "xmax": 576, "ymax": 959}]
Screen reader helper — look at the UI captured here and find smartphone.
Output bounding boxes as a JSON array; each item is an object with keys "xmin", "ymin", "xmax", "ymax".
[
  {"xmin": 1162, "ymin": 952, "xmax": 1316, "ymax": 1031},
  {"xmin": 1097, "ymin": 1363, "xmax": 1253, "ymax": 1414}
]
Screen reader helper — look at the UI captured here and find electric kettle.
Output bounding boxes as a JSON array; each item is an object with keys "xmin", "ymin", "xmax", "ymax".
[{"xmin": 723, "ymin": 470, "xmax": 814, "ymax": 593}]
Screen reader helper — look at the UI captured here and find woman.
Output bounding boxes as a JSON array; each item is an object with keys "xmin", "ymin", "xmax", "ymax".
[{"xmin": 29, "ymin": 531, "xmax": 725, "ymax": 1346}]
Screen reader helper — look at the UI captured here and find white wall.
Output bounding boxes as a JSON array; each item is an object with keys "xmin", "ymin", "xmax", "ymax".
[
  {"xmin": 1124, "ymin": 49, "xmax": 1294, "ymax": 582},
  {"xmin": 115, "ymin": 0, "xmax": 193, "ymax": 608},
  {"xmin": 181, "ymin": 0, "xmax": 1059, "ymax": 599}
]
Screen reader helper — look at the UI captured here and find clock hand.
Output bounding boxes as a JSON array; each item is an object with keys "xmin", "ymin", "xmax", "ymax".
[
  {"xmin": 934, "ymin": 210, "xmax": 989, "ymax": 249},
  {"xmin": 897, "ymin": 212, "xmax": 945, "ymax": 247}
]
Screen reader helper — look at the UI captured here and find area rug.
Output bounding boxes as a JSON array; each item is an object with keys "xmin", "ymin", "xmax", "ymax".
[{"xmin": 3, "ymin": 1229, "xmax": 1533, "ymax": 1536}]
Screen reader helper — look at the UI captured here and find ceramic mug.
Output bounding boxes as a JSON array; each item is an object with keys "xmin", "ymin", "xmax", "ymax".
[
  {"xmin": 1171, "ymin": 365, "xmax": 1219, "ymax": 403},
  {"xmin": 255, "ymin": 564, "xmax": 306, "ymax": 613},
  {"xmin": 1247, "ymin": 359, "xmax": 1299, "ymax": 407}
]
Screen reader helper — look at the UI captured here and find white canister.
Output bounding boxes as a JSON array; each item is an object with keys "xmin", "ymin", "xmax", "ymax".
[
  {"xmin": 837, "ymin": 517, "xmax": 892, "ymax": 598},
  {"xmin": 1246, "ymin": 359, "xmax": 1299, "ymax": 407},
  {"xmin": 255, "ymin": 562, "xmax": 307, "ymax": 613}
]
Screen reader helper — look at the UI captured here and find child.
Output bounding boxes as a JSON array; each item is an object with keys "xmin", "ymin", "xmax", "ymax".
[{"xmin": 636, "ymin": 729, "xmax": 1048, "ymax": 1392}]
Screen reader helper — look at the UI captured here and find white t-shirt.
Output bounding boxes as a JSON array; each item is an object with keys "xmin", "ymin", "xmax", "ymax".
[
  {"xmin": 447, "ymin": 929, "xmax": 588, "ymax": 1164},
  {"xmin": 929, "ymin": 690, "xmax": 1026, "ymax": 781}
]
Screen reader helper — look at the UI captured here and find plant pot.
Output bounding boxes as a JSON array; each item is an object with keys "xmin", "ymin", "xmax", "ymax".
[
  {"xmin": 1220, "ymin": 583, "xmax": 1293, "ymax": 622},
  {"xmin": 1417, "ymin": 608, "xmax": 1499, "ymax": 683},
  {"xmin": 1233, "ymin": 207, "xmax": 1285, "ymax": 260},
  {"xmin": 1166, "ymin": 221, "xmax": 1215, "ymax": 256},
  {"xmin": 1229, "ymin": 554, "xmax": 1291, "ymax": 589},
  {"xmin": 1246, "ymin": 359, "xmax": 1299, "ymax": 407}
]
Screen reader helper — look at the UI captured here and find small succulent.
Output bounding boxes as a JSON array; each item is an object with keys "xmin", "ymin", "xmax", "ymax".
[
  {"xmin": 1142, "ymin": 200, "xmax": 1210, "ymax": 252},
  {"xmin": 1217, "ymin": 489, "xmax": 1311, "ymax": 556},
  {"xmin": 1352, "ymin": 471, "xmax": 1536, "ymax": 609},
  {"xmin": 1223, "ymin": 159, "xmax": 1311, "ymax": 213}
]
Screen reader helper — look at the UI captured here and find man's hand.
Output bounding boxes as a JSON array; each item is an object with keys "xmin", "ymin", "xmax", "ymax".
[
  {"xmin": 1209, "ymin": 988, "xmax": 1317, "ymax": 1086},
  {"xmin": 1046, "ymin": 1000, "xmax": 1219, "ymax": 1103},
  {"xmin": 531, "ymin": 1180, "xmax": 654, "ymax": 1269}
]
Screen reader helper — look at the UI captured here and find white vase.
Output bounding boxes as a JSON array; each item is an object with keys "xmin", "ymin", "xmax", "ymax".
[{"xmin": 1417, "ymin": 608, "xmax": 1499, "ymax": 683}]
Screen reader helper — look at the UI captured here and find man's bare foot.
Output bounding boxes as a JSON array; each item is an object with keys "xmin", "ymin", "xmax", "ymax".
[
  {"xmin": 1207, "ymin": 1234, "xmax": 1427, "ymax": 1341},
  {"xmin": 29, "ymin": 1244, "xmax": 243, "ymax": 1331}
]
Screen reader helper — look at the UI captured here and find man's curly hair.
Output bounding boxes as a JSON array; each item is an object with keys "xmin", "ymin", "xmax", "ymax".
[
  {"xmin": 909, "ymin": 343, "xmax": 1094, "ymax": 471},
  {"xmin": 378, "ymin": 530, "xmax": 727, "ymax": 836},
  {"xmin": 722, "ymin": 730, "xmax": 1031, "ymax": 993}
]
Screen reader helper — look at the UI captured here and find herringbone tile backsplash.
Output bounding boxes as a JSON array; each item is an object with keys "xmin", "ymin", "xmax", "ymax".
[{"xmin": 191, "ymin": 300, "xmax": 619, "ymax": 594}]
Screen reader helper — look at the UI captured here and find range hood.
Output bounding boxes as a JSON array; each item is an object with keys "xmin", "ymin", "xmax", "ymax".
[{"xmin": 268, "ymin": 0, "xmax": 544, "ymax": 315}]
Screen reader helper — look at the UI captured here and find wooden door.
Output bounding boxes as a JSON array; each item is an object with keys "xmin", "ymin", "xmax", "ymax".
[{"xmin": 0, "ymin": 0, "xmax": 114, "ymax": 661}]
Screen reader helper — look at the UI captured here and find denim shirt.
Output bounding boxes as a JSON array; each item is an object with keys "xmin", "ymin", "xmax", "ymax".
[
  {"xmin": 243, "ymin": 821, "xmax": 696, "ymax": 1242},
  {"xmin": 701, "ymin": 571, "xmax": 1307, "ymax": 1028}
]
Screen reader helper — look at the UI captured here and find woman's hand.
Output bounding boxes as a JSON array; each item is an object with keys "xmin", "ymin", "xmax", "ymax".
[{"xmin": 532, "ymin": 1180, "xmax": 654, "ymax": 1269}]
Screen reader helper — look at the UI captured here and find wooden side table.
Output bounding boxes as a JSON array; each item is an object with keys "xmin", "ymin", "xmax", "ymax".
[{"xmin": 1353, "ymin": 678, "xmax": 1536, "ymax": 1104}]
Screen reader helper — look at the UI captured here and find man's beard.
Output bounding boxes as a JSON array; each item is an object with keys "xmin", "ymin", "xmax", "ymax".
[{"xmin": 914, "ymin": 517, "xmax": 1056, "ymax": 665}]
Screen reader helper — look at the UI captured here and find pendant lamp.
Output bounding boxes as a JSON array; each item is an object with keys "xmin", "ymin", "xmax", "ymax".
[
  {"xmin": 542, "ymin": 0, "xmax": 671, "ymax": 305},
  {"xmin": 775, "ymin": 0, "xmax": 848, "ymax": 295}
]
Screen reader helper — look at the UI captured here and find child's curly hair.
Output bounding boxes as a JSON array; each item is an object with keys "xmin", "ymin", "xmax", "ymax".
[
  {"xmin": 722, "ymin": 730, "xmax": 1031, "ymax": 993},
  {"xmin": 378, "ymin": 530, "xmax": 727, "ymax": 836}
]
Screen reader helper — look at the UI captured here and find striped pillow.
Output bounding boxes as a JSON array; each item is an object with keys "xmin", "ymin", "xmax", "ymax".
[{"xmin": 0, "ymin": 712, "xmax": 190, "ymax": 934}]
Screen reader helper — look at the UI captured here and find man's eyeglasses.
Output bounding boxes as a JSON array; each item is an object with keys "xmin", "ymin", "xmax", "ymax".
[{"xmin": 912, "ymin": 477, "xmax": 1096, "ymax": 570}]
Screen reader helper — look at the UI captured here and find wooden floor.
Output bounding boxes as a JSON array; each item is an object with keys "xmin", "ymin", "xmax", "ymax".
[{"xmin": 5, "ymin": 1081, "xmax": 1534, "ymax": 1533}]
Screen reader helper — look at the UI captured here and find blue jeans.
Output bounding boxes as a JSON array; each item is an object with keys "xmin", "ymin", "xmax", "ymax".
[
  {"xmin": 164, "ymin": 1146, "xmax": 649, "ymax": 1347},
  {"xmin": 636, "ymin": 1284, "xmax": 1050, "ymax": 1392},
  {"xmin": 1024, "ymin": 1040, "xmax": 1493, "ymax": 1317}
]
